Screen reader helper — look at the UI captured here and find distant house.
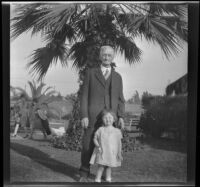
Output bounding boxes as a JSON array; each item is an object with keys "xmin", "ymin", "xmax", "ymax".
[{"xmin": 166, "ymin": 74, "xmax": 187, "ymax": 96}]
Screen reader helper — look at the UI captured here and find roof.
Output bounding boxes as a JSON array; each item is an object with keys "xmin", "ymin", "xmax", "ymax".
[{"xmin": 166, "ymin": 74, "xmax": 187, "ymax": 96}]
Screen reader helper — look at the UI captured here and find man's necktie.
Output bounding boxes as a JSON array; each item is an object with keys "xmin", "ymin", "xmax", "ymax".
[{"xmin": 103, "ymin": 69, "xmax": 110, "ymax": 80}]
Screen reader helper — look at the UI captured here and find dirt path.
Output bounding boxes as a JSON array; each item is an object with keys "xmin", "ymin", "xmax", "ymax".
[{"xmin": 10, "ymin": 132, "xmax": 187, "ymax": 183}]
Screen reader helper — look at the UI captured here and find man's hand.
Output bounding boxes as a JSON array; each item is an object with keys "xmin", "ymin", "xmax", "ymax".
[
  {"xmin": 118, "ymin": 118, "xmax": 125, "ymax": 130},
  {"xmin": 81, "ymin": 117, "xmax": 89, "ymax": 129}
]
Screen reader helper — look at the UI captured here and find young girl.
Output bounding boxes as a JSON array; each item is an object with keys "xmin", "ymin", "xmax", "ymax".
[{"xmin": 90, "ymin": 109, "xmax": 123, "ymax": 182}]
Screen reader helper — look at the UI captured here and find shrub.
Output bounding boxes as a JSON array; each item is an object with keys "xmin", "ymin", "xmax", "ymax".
[
  {"xmin": 121, "ymin": 130, "xmax": 142, "ymax": 152},
  {"xmin": 51, "ymin": 93, "xmax": 83, "ymax": 151},
  {"xmin": 139, "ymin": 95, "xmax": 187, "ymax": 141},
  {"xmin": 51, "ymin": 120, "xmax": 83, "ymax": 152}
]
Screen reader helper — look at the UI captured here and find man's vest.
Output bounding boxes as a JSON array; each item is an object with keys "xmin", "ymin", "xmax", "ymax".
[{"xmin": 104, "ymin": 74, "xmax": 112, "ymax": 109}]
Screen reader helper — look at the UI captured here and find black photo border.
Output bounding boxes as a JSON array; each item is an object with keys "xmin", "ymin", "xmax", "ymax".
[{"xmin": 3, "ymin": 2, "xmax": 199, "ymax": 187}]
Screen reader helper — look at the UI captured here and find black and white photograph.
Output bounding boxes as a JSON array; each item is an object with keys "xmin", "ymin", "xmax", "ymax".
[{"xmin": 3, "ymin": 1, "xmax": 198, "ymax": 186}]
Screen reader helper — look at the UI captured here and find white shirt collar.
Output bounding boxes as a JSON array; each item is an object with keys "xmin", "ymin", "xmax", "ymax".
[{"xmin": 101, "ymin": 64, "xmax": 111, "ymax": 72}]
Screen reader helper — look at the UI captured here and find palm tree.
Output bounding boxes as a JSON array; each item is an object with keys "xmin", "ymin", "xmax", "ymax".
[
  {"xmin": 11, "ymin": 3, "xmax": 188, "ymax": 151},
  {"xmin": 11, "ymin": 3, "xmax": 187, "ymax": 81}
]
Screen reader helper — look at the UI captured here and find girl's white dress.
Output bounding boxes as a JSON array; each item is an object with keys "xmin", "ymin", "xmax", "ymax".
[{"xmin": 90, "ymin": 126, "xmax": 123, "ymax": 167}]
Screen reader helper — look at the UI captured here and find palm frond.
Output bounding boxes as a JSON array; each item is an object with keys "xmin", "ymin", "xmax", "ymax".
[
  {"xmin": 109, "ymin": 6, "xmax": 126, "ymax": 34},
  {"xmin": 68, "ymin": 41, "xmax": 88, "ymax": 69},
  {"xmin": 161, "ymin": 16, "xmax": 188, "ymax": 42},
  {"xmin": 145, "ymin": 16, "xmax": 182, "ymax": 58},
  {"xmin": 75, "ymin": 17, "xmax": 90, "ymax": 41},
  {"xmin": 27, "ymin": 40, "xmax": 69, "ymax": 81},
  {"xmin": 115, "ymin": 35, "xmax": 142, "ymax": 64},
  {"xmin": 125, "ymin": 13, "xmax": 186, "ymax": 59},
  {"xmin": 127, "ymin": 14, "xmax": 147, "ymax": 33},
  {"xmin": 45, "ymin": 90, "xmax": 58, "ymax": 97},
  {"xmin": 148, "ymin": 4, "xmax": 187, "ymax": 17},
  {"xmin": 44, "ymin": 24, "xmax": 76, "ymax": 44},
  {"xmin": 35, "ymin": 82, "xmax": 46, "ymax": 98},
  {"xmin": 11, "ymin": 4, "xmax": 48, "ymax": 40},
  {"xmin": 27, "ymin": 81, "xmax": 36, "ymax": 99},
  {"xmin": 35, "ymin": 4, "xmax": 76, "ymax": 34},
  {"xmin": 42, "ymin": 86, "xmax": 53, "ymax": 95},
  {"xmin": 11, "ymin": 4, "xmax": 79, "ymax": 40}
]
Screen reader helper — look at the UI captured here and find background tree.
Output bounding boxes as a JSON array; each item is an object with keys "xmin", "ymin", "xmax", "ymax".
[
  {"xmin": 134, "ymin": 90, "xmax": 141, "ymax": 104},
  {"xmin": 127, "ymin": 90, "xmax": 141, "ymax": 104}
]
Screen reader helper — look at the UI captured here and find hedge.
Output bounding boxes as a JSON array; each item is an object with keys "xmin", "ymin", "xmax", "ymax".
[{"xmin": 139, "ymin": 95, "xmax": 187, "ymax": 141}]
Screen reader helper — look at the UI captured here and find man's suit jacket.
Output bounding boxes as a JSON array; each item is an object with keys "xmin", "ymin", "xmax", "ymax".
[{"xmin": 80, "ymin": 67, "xmax": 125, "ymax": 127}]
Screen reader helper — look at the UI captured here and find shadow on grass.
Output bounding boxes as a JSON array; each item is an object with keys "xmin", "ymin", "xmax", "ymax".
[
  {"xmin": 27, "ymin": 138, "xmax": 50, "ymax": 142},
  {"xmin": 10, "ymin": 142, "xmax": 92, "ymax": 182},
  {"xmin": 140, "ymin": 137, "xmax": 187, "ymax": 153}
]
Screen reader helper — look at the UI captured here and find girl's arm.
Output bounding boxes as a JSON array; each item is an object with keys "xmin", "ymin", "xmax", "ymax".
[
  {"xmin": 93, "ymin": 129, "xmax": 102, "ymax": 154},
  {"xmin": 117, "ymin": 131, "xmax": 123, "ymax": 161},
  {"xmin": 93, "ymin": 131, "xmax": 100, "ymax": 148}
]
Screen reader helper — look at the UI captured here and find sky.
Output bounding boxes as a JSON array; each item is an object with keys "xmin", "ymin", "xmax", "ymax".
[{"xmin": 10, "ymin": 5, "xmax": 188, "ymax": 100}]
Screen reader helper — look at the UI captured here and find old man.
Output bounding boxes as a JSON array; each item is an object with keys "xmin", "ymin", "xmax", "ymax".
[{"xmin": 79, "ymin": 45, "xmax": 125, "ymax": 181}]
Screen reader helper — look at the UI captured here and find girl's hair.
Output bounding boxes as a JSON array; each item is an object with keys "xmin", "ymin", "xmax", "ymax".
[{"xmin": 101, "ymin": 109, "xmax": 117, "ymax": 122}]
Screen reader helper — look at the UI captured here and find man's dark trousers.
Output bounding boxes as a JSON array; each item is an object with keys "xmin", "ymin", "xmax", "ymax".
[{"xmin": 79, "ymin": 72, "xmax": 113, "ymax": 177}]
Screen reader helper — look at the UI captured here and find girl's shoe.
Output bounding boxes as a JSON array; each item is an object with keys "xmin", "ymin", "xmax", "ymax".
[
  {"xmin": 105, "ymin": 178, "xmax": 112, "ymax": 182},
  {"xmin": 94, "ymin": 178, "xmax": 101, "ymax": 183}
]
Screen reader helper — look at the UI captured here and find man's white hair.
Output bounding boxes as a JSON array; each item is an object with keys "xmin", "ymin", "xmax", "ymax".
[{"xmin": 100, "ymin": 45, "xmax": 115, "ymax": 55}]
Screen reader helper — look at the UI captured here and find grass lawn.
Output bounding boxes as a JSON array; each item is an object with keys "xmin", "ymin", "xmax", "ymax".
[{"xmin": 10, "ymin": 131, "xmax": 187, "ymax": 183}]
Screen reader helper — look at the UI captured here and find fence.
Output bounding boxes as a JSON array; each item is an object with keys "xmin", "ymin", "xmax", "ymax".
[{"xmin": 125, "ymin": 115, "xmax": 143, "ymax": 138}]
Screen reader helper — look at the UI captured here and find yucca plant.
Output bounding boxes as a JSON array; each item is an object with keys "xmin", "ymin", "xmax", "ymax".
[
  {"xmin": 11, "ymin": 80, "xmax": 57, "ymax": 103},
  {"xmin": 10, "ymin": 80, "xmax": 63, "ymax": 119}
]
